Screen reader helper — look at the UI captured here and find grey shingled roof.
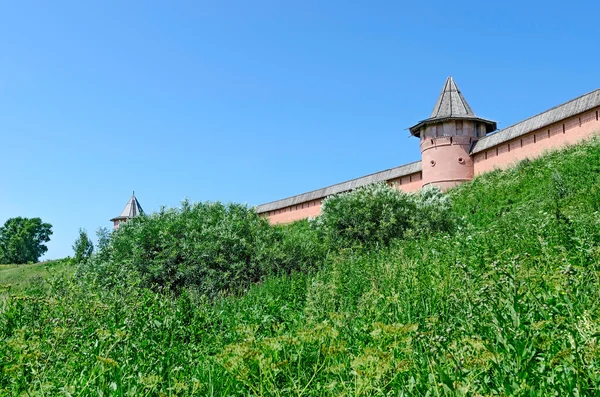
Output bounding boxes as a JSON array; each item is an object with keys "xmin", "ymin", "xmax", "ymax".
[
  {"xmin": 110, "ymin": 193, "xmax": 144, "ymax": 221},
  {"xmin": 472, "ymin": 88, "xmax": 600, "ymax": 154},
  {"xmin": 410, "ymin": 76, "xmax": 496, "ymax": 136},
  {"xmin": 255, "ymin": 161, "xmax": 422, "ymax": 213},
  {"xmin": 430, "ymin": 76, "xmax": 475, "ymax": 118}
]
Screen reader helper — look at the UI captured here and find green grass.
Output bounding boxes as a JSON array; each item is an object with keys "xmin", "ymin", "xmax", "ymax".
[
  {"xmin": 0, "ymin": 259, "xmax": 73, "ymax": 295},
  {"xmin": 3, "ymin": 137, "xmax": 600, "ymax": 395}
]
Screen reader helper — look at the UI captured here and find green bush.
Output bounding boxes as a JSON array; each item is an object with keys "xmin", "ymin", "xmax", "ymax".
[
  {"xmin": 318, "ymin": 182, "xmax": 454, "ymax": 248},
  {"xmin": 267, "ymin": 219, "xmax": 328, "ymax": 276},
  {"xmin": 95, "ymin": 200, "xmax": 324, "ymax": 296},
  {"xmin": 6, "ymin": 138, "xmax": 600, "ymax": 395}
]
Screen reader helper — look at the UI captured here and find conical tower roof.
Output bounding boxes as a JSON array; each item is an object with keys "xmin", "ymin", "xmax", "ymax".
[
  {"xmin": 429, "ymin": 76, "xmax": 475, "ymax": 119},
  {"xmin": 409, "ymin": 76, "xmax": 496, "ymax": 137},
  {"xmin": 110, "ymin": 192, "xmax": 144, "ymax": 222}
]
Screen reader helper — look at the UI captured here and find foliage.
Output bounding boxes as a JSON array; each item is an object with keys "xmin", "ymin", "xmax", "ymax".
[
  {"xmin": 72, "ymin": 228, "xmax": 94, "ymax": 263},
  {"xmin": 0, "ymin": 217, "xmax": 53, "ymax": 264},
  {"xmin": 98, "ymin": 200, "xmax": 325, "ymax": 296},
  {"xmin": 95, "ymin": 227, "xmax": 111, "ymax": 259},
  {"xmin": 0, "ymin": 258, "xmax": 73, "ymax": 295},
  {"xmin": 319, "ymin": 182, "xmax": 454, "ymax": 247},
  {"xmin": 4, "ymin": 137, "xmax": 600, "ymax": 395}
]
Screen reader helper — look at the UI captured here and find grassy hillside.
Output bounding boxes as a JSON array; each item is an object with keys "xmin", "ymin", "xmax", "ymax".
[
  {"xmin": 3, "ymin": 138, "xmax": 600, "ymax": 395},
  {"xmin": 0, "ymin": 259, "xmax": 72, "ymax": 295}
]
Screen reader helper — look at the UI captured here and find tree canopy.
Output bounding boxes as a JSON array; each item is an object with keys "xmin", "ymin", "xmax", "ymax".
[{"xmin": 0, "ymin": 217, "xmax": 53, "ymax": 264}]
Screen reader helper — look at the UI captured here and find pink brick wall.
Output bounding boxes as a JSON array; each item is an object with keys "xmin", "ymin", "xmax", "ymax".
[
  {"xmin": 264, "ymin": 106, "xmax": 600, "ymax": 225},
  {"xmin": 389, "ymin": 171, "xmax": 423, "ymax": 193},
  {"xmin": 474, "ymin": 108, "xmax": 600, "ymax": 175},
  {"xmin": 265, "ymin": 171, "xmax": 423, "ymax": 224},
  {"xmin": 263, "ymin": 199, "xmax": 323, "ymax": 224}
]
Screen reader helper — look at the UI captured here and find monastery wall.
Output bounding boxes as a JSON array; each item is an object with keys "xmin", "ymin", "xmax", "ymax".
[
  {"xmin": 388, "ymin": 171, "xmax": 423, "ymax": 193},
  {"xmin": 264, "ymin": 170, "xmax": 423, "ymax": 224},
  {"xmin": 264, "ymin": 106, "xmax": 600, "ymax": 225},
  {"xmin": 263, "ymin": 198, "xmax": 323, "ymax": 224},
  {"xmin": 473, "ymin": 108, "xmax": 600, "ymax": 175},
  {"xmin": 259, "ymin": 81, "xmax": 600, "ymax": 226}
]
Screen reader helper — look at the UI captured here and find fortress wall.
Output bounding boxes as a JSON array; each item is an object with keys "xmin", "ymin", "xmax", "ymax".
[
  {"xmin": 264, "ymin": 198, "xmax": 323, "ymax": 224},
  {"xmin": 264, "ymin": 171, "xmax": 423, "ymax": 224},
  {"xmin": 389, "ymin": 171, "xmax": 423, "ymax": 193},
  {"xmin": 474, "ymin": 108, "xmax": 600, "ymax": 175}
]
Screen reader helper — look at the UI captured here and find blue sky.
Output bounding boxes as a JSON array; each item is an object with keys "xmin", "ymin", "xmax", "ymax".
[{"xmin": 1, "ymin": 0, "xmax": 599, "ymax": 259}]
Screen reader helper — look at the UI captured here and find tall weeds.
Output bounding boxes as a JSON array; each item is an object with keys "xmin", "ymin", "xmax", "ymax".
[{"xmin": 3, "ymin": 137, "xmax": 600, "ymax": 395}]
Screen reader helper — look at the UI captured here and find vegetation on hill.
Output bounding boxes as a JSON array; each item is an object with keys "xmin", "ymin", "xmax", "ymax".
[
  {"xmin": 0, "ymin": 259, "xmax": 72, "ymax": 295},
  {"xmin": 3, "ymin": 138, "xmax": 600, "ymax": 395},
  {"xmin": 0, "ymin": 217, "xmax": 53, "ymax": 264}
]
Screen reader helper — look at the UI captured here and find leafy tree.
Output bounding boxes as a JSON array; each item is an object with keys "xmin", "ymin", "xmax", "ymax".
[
  {"xmin": 95, "ymin": 227, "xmax": 111, "ymax": 261},
  {"xmin": 0, "ymin": 217, "xmax": 53, "ymax": 264},
  {"xmin": 72, "ymin": 228, "xmax": 94, "ymax": 263}
]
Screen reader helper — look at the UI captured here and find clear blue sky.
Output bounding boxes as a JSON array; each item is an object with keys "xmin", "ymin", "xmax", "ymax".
[{"xmin": 1, "ymin": 0, "xmax": 599, "ymax": 259}]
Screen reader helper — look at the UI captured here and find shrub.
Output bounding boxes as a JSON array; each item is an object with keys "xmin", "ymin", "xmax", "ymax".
[
  {"xmin": 99, "ymin": 200, "xmax": 324, "ymax": 296},
  {"xmin": 266, "ymin": 219, "xmax": 328, "ymax": 276},
  {"xmin": 408, "ymin": 184, "xmax": 454, "ymax": 236},
  {"xmin": 318, "ymin": 183, "xmax": 454, "ymax": 248}
]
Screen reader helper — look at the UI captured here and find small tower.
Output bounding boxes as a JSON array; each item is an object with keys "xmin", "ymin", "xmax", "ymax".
[
  {"xmin": 409, "ymin": 77, "xmax": 496, "ymax": 190},
  {"xmin": 110, "ymin": 192, "xmax": 144, "ymax": 229}
]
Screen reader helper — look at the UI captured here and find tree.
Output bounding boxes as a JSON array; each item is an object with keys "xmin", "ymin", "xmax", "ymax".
[
  {"xmin": 96, "ymin": 227, "xmax": 111, "ymax": 253},
  {"xmin": 72, "ymin": 228, "xmax": 94, "ymax": 263},
  {"xmin": 94, "ymin": 227, "xmax": 112, "ymax": 262},
  {"xmin": 0, "ymin": 217, "xmax": 53, "ymax": 264}
]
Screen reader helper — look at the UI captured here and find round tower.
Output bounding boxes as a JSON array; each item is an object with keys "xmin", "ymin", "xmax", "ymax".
[{"xmin": 409, "ymin": 77, "xmax": 496, "ymax": 190}]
